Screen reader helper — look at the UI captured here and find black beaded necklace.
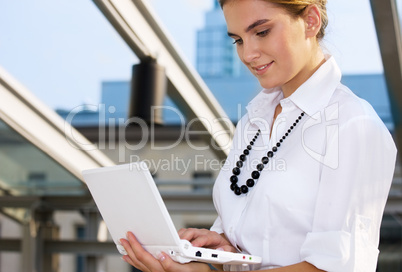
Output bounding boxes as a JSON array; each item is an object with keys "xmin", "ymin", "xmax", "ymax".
[{"xmin": 230, "ymin": 112, "xmax": 305, "ymax": 196}]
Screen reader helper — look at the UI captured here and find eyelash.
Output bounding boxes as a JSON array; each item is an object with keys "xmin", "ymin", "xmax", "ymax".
[
  {"xmin": 232, "ymin": 29, "xmax": 271, "ymax": 45},
  {"xmin": 232, "ymin": 39, "xmax": 242, "ymax": 45},
  {"xmin": 257, "ymin": 29, "xmax": 270, "ymax": 37}
]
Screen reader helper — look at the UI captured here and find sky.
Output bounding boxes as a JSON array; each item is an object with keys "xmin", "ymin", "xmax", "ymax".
[{"xmin": 0, "ymin": 0, "xmax": 397, "ymax": 111}]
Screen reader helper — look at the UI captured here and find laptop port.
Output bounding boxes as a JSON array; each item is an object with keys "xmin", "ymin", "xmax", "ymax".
[
  {"xmin": 195, "ymin": 251, "xmax": 202, "ymax": 257},
  {"xmin": 211, "ymin": 254, "xmax": 218, "ymax": 258}
]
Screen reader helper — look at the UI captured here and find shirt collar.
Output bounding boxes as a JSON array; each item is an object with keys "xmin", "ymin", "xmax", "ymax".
[
  {"xmin": 246, "ymin": 87, "xmax": 283, "ymax": 125},
  {"xmin": 246, "ymin": 55, "xmax": 342, "ymax": 121},
  {"xmin": 288, "ymin": 55, "xmax": 341, "ymax": 117}
]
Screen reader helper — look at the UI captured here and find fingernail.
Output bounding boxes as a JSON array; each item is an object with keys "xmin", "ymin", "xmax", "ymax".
[
  {"xmin": 216, "ymin": 247, "xmax": 224, "ymax": 251},
  {"xmin": 158, "ymin": 253, "xmax": 166, "ymax": 262}
]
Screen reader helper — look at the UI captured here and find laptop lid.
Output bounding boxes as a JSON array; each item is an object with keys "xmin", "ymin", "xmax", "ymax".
[
  {"xmin": 83, "ymin": 162, "xmax": 262, "ymax": 265},
  {"xmin": 83, "ymin": 162, "xmax": 180, "ymax": 248}
]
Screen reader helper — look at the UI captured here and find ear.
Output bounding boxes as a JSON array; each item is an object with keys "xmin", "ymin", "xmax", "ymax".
[{"xmin": 304, "ymin": 5, "xmax": 321, "ymax": 39}]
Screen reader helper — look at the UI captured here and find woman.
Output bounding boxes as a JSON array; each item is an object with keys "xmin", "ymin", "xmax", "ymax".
[{"xmin": 120, "ymin": 0, "xmax": 397, "ymax": 271}]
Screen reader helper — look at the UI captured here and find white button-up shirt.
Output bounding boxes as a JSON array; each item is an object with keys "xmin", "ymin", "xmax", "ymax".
[{"xmin": 211, "ymin": 56, "xmax": 397, "ymax": 271}]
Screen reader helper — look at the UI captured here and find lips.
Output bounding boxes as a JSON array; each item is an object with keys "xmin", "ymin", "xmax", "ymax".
[{"xmin": 253, "ymin": 61, "xmax": 273, "ymax": 75}]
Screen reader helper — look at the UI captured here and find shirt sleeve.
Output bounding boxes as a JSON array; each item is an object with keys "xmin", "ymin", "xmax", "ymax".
[
  {"xmin": 210, "ymin": 215, "xmax": 224, "ymax": 234},
  {"xmin": 300, "ymin": 115, "xmax": 397, "ymax": 272}
]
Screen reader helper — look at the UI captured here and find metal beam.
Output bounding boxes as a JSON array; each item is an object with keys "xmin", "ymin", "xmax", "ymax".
[
  {"xmin": 92, "ymin": 0, "xmax": 235, "ymax": 160},
  {"xmin": 370, "ymin": 0, "xmax": 402, "ymax": 152},
  {"xmin": 0, "ymin": 239, "xmax": 118, "ymax": 255},
  {"xmin": 0, "ymin": 239, "xmax": 20, "ymax": 251},
  {"xmin": 0, "ymin": 190, "xmax": 215, "ymax": 213},
  {"xmin": 45, "ymin": 240, "xmax": 117, "ymax": 255},
  {"xmin": 0, "ymin": 66, "xmax": 115, "ymax": 183}
]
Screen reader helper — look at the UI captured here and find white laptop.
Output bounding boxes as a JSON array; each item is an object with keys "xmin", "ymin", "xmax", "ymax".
[{"xmin": 82, "ymin": 162, "xmax": 262, "ymax": 265}]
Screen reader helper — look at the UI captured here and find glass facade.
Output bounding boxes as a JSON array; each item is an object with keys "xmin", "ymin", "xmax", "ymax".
[
  {"xmin": 0, "ymin": 119, "xmax": 85, "ymax": 196},
  {"xmin": 197, "ymin": 26, "xmax": 236, "ymax": 77}
]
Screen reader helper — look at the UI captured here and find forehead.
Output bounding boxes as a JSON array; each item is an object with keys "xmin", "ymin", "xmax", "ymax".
[{"xmin": 223, "ymin": 0, "xmax": 289, "ymax": 31}]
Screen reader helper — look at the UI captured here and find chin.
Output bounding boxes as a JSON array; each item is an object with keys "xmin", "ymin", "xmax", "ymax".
[{"xmin": 258, "ymin": 80, "xmax": 278, "ymax": 90}]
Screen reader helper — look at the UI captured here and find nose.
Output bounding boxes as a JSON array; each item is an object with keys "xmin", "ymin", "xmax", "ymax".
[{"xmin": 240, "ymin": 40, "xmax": 260, "ymax": 64}]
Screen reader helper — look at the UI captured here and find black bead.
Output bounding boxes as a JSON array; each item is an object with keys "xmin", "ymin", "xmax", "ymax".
[
  {"xmin": 241, "ymin": 185, "xmax": 249, "ymax": 194},
  {"xmin": 251, "ymin": 171, "xmax": 260, "ymax": 179},
  {"xmin": 232, "ymin": 167, "xmax": 241, "ymax": 175},
  {"xmin": 231, "ymin": 111, "xmax": 305, "ymax": 196},
  {"xmin": 258, "ymin": 129, "xmax": 261, "ymax": 132},
  {"xmin": 246, "ymin": 179, "xmax": 255, "ymax": 187},
  {"xmin": 262, "ymin": 157, "xmax": 269, "ymax": 164},
  {"xmin": 230, "ymin": 183, "xmax": 236, "ymax": 191}
]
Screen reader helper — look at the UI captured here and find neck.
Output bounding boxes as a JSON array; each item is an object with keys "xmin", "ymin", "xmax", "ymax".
[{"xmin": 282, "ymin": 48, "xmax": 326, "ymax": 98}]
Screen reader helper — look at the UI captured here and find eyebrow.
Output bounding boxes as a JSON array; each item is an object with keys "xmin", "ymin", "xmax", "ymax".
[{"xmin": 227, "ymin": 19, "xmax": 270, "ymax": 37}]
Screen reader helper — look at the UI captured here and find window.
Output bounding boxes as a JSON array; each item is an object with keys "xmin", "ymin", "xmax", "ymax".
[{"xmin": 192, "ymin": 171, "xmax": 213, "ymax": 191}]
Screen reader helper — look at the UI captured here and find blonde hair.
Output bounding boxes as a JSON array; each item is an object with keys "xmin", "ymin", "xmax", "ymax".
[{"xmin": 219, "ymin": 0, "xmax": 328, "ymax": 40}]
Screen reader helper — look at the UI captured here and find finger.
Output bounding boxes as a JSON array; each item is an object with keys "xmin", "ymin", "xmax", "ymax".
[
  {"xmin": 159, "ymin": 252, "xmax": 212, "ymax": 272},
  {"xmin": 126, "ymin": 232, "xmax": 165, "ymax": 271},
  {"xmin": 120, "ymin": 238, "xmax": 151, "ymax": 272},
  {"xmin": 158, "ymin": 252, "xmax": 177, "ymax": 271},
  {"xmin": 122, "ymin": 254, "xmax": 138, "ymax": 268},
  {"xmin": 177, "ymin": 228, "xmax": 187, "ymax": 236},
  {"xmin": 178, "ymin": 228, "xmax": 196, "ymax": 240},
  {"xmin": 218, "ymin": 245, "xmax": 238, "ymax": 253},
  {"xmin": 181, "ymin": 230, "xmax": 223, "ymax": 248},
  {"xmin": 189, "ymin": 235, "xmax": 210, "ymax": 247},
  {"xmin": 179, "ymin": 228, "xmax": 209, "ymax": 242}
]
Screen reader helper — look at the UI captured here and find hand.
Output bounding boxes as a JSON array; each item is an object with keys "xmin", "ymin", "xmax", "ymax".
[
  {"xmin": 120, "ymin": 232, "xmax": 212, "ymax": 272},
  {"xmin": 178, "ymin": 228, "xmax": 237, "ymax": 253}
]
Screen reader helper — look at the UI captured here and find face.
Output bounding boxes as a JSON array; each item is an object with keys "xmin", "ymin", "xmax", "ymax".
[{"xmin": 223, "ymin": 0, "xmax": 319, "ymax": 94}]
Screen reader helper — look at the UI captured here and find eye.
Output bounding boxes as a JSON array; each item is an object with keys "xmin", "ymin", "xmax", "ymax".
[
  {"xmin": 257, "ymin": 29, "xmax": 270, "ymax": 37},
  {"xmin": 232, "ymin": 38, "xmax": 243, "ymax": 45}
]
